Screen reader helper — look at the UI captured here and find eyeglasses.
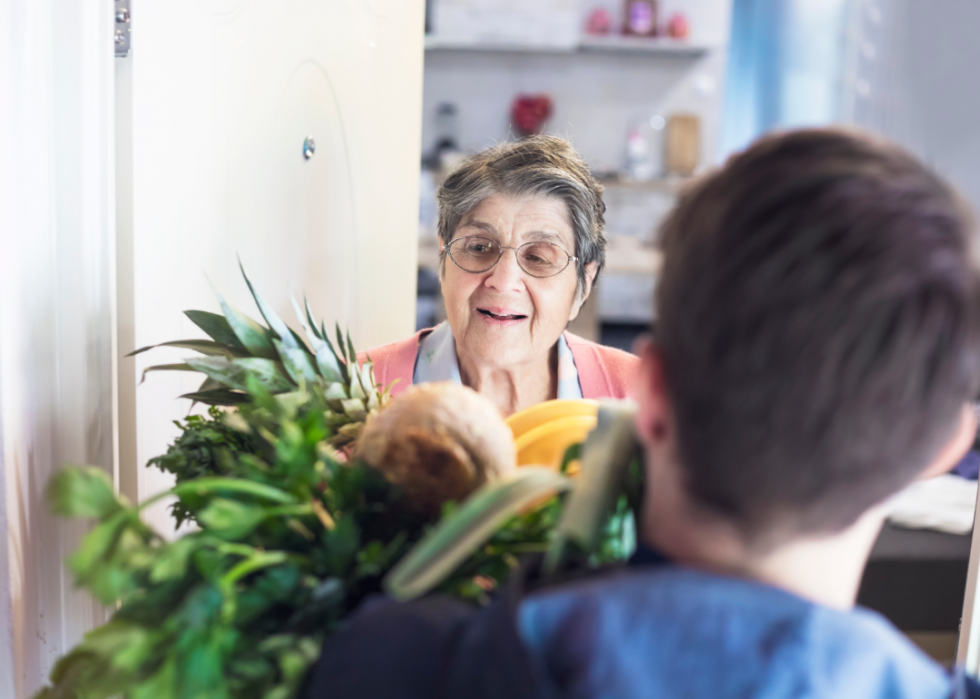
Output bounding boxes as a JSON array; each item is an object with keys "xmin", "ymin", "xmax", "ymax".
[{"xmin": 443, "ymin": 236, "xmax": 578, "ymax": 278}]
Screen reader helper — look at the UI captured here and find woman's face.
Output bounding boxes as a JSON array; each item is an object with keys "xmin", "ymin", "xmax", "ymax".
[{"xmin": 441, "ymin": 193, "xmax": 595, "ymax": 370}]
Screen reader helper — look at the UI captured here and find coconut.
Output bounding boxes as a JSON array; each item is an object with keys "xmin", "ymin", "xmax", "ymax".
[{"xmin": 355, "ymin": 382, "xmax": 516, "ymax": 516}]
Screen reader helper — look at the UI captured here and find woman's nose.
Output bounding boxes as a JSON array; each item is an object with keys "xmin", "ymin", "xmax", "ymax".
[{"xmin": 483, "ymin": 248, "xmax": 525, "ymax": 292}]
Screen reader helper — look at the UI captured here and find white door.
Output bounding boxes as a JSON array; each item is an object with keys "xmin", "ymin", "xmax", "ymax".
[{"xmin": 116, "ymin": 0, "xmax": 425, "ymax": 526}]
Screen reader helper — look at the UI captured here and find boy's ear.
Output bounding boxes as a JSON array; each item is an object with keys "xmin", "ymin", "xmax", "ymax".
[
  {"xmin": 633, "ymin": 335, "xmax": 673, "ymax": 447},
  {"xmin": 918, "ymin": 405, "xmax": 977, "ymax": 480}
]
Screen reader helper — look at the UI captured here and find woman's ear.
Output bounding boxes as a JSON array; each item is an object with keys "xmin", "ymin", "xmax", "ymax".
[
  {"xmin": 568, "ymin": 262, "xmax": 599, "ymax": 321},
  {"xmin": 918, "ymin": 405, "xmax": 977, "ymax": 480}
]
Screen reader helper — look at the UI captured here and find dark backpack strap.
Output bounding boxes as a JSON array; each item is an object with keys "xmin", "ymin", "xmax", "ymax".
[
  {"xmin": 305, "ymin": 594, "xmax": 474, "ymax": 699},
  {"xmin": 442, "ymin": 561, "xmax": 558, "ymax": 699},
  {"xmin": 306, "ymin": 557, "xmax": 562, "ymax": 699}
]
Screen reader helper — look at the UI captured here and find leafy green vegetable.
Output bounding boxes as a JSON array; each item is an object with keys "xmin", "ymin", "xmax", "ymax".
[
  {"xmin": 47, "ymin": 465, "xmax": 123, "ymax": 519},
  {"xmin": 39, "ymin": 354, "xmax": 641, "ymax": 698},
  {"xmin": 146, "ymin": 406, "xmax": 256, "ymax": 526}
]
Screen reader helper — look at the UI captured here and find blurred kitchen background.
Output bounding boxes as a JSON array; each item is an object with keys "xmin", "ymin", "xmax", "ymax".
[
  {"xmin": 414, "ymin": 0, "xmax": 980, "ymax": 355},
  {"xmin": 414, "ymin": 6, "xmax": 980, "ymax": 664},
  {"xmin": 6, "ymin": 2, "xmax": 980, "ymax": 692}
]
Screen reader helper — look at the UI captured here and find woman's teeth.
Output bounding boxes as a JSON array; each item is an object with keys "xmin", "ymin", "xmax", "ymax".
[{"xmin": 478, "ymin": 309, "xmax": 526, "ymax": 320}]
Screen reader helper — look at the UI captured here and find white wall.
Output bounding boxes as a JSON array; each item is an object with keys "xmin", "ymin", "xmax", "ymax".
[
  {"xmin": 842, "ymin": 0, "xmax": 980, "ymax": 212},
  {"xmin": 0, "ymin": 0, "xmax": 117, "ymax": 696},
  {"xmin": 422, "ymin": 0, "xmax": 733, "ymax": 170},
  {"xmin": 118, "ymin": 0, "xmax": 427, "ymax": 532}
]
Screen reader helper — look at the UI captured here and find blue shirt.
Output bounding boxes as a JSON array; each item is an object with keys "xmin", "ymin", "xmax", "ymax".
[
  {"xmin": 311, "ymin": 545, "xmax": 975, "ymax": 698},
  {"xmin": 413, "ymin": 321, "xmax": 583, "ymax": 399},
  {"xmin": 519, "ymin": 566, "xmax": 955, "ymax": 699}
]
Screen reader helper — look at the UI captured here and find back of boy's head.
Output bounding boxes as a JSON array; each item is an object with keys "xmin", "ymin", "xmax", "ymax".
[{"xmin": 656, "ymin": 128, "xmax": 980, "ymax": 542}]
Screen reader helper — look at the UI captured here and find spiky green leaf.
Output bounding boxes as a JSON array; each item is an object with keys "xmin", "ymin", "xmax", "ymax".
[
  {"xmin": 341, "ymin": 399, "xmax": 367, "ymax": 422},
  {"xmin": 184, "ymin": 310, "xmax": 247, "ymax": 350},
  {"xmin": 139, "ymin": 363, "xmax": 196, "ymax": 384},
  {"xmin": 324, "ymin": 381, "xmax": 348, "ymax": 404},
  {"xmin": 304, "ymin": 296, "xmax": 324, "ymax": 340},
  {"xmin": 234, "ymin": 358, "xmax": 295, "ymax": 392},
  {"xmin": 362, "ymin": 362, "xmax": 380, "ymax": 410},
  {"xmin": 315, "ymin": 344, "xmax": 344, "ymax": 384},
  {"xmin": 273, "ymin": 339, "xmax": 318, "ymax": 385},
  {"xmin": 239, "ymin": 260, "xmax": 300, "ymax": 351},
  {"xmin": 346, "ymin": 333, "xmax": 357, "ymax": 367},
  {"xmin": 198, "ymin": 376, "xmax": 222, "ymax": 392},
  {"xmin": 289, "ymin": 292, "xmax": 326, "ymax": 353},
  {"xmin": 180, "ymin": 388, "xmax": 250, "ymax": 406},
  {"xmin": 128, "ymin": 339, "xmax": 246, "ymax": 359},
  {"xmin": 214, "ymin": 291, "xmax": 277, "ymax": 360},
  {"xmin": 185, "ymin": 356, "xmax": 293, "ymax": 393},
  {"xmin": 334, "ymin": 324, "xmax": 347, "ymax": 362}
]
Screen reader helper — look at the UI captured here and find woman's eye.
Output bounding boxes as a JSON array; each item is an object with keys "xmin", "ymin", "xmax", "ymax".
[
  {"xmin": 521, "ymin": 244, "xmax": 561, "ymax": 267},
  {"xmin": 464, "ymin": 241, "xmax": 493, "ymax": 254}
]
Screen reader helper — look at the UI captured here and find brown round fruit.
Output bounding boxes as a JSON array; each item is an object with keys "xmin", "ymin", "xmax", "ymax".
[{"xmin": 355, "ymin": 382, "xmax": 517, "ymax": 516}]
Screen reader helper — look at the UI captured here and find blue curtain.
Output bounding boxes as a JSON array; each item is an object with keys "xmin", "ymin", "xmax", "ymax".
[{"xmin": 723, "ymin": 0, "xmax": 850, "ymax": 157}]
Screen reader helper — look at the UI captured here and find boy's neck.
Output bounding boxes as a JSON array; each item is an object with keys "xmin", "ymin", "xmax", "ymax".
[{"xmin": 640, "ymin": 464, "xmax": 886, "ymax": 611}]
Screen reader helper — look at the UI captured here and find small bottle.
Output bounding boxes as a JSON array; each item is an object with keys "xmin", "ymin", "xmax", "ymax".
[
  {"xmin": 429, "ymin": 102, "xmax": 462, "ymax": 171},
  {"xmin": 623, "ymin": 0, "xmax": 658, "ymax": 37},
  {"xmin": 623, "ymin": 112, "xmax": 665, "ymax": 180}
]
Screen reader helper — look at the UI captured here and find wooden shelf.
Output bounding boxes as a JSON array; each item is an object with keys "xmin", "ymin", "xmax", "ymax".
[
  {"xmin": 424, "ymin": 34, "xmax": 713, "ymax": 57},
  {"xmin": 596, "ymin": 175, "xmax": 690, "ymax": 193},
  {"xmin": 578, "ymin": 35, "xmax": 711, "ymax": 57}
]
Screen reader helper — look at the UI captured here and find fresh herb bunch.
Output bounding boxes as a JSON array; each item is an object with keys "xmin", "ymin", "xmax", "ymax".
[{"xmin": 147, "ymin": 407, "xmax": 256, "ymax": 526}]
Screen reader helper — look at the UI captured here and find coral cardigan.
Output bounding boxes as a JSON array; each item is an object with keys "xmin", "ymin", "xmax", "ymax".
[{"xmin": 358, "ymin": 328, "xmax": 639, "ymax": 400}]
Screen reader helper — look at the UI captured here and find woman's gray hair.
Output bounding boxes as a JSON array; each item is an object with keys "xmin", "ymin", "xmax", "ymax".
[{"xmin": 437, "ymin": 135, "xmax": 607, "ymax": 297}]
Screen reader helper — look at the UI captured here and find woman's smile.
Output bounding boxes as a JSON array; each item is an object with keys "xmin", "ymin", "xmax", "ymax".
[{"xmin": 475, "ymin": 305, "xmax": 529, "ymax": 325}]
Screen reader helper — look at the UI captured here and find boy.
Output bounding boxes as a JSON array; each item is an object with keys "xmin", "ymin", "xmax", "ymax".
[{"xmin": 310, "ymin": 129, "xmax": 980, "ymax": 698}]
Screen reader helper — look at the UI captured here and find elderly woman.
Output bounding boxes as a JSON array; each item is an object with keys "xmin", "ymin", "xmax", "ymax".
[{"xmin": 365, "ymin": 136, "xmax": 638, "ymax": 416}]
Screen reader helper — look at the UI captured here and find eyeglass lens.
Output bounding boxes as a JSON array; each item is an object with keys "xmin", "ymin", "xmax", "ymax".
[{"xmin": 449, "ymin": 237, "xmax": 570, "ymax": 278}]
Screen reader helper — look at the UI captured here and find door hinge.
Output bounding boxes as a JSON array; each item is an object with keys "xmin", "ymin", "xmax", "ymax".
[{"xmin": 114, "ymin": 0, "xmax": 131, "ymax": 57}]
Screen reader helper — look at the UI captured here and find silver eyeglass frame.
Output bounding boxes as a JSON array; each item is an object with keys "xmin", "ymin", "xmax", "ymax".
[{"xmin": 442, "ymin": 236, "xmax": 578, "ymax": 278}]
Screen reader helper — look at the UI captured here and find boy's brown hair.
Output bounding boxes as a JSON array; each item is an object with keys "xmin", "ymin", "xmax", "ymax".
[{"xmin": 656, "ymin": 129, "xmax": 980, "ymax": 540}]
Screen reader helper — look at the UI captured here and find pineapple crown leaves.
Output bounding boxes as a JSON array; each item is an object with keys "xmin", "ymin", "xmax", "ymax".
[{"xmin": 128, "ymin": 262, "xmax": 388, "ymax": 444}]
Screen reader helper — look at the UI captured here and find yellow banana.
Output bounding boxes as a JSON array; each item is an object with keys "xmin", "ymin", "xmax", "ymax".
[
  {"xmin": 514, "ymin": 414, "xmax": 598, "ymax": 470},
  {"xmin": 506, "ymin": 399, "xmax": 599, "ymax": 441}
]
